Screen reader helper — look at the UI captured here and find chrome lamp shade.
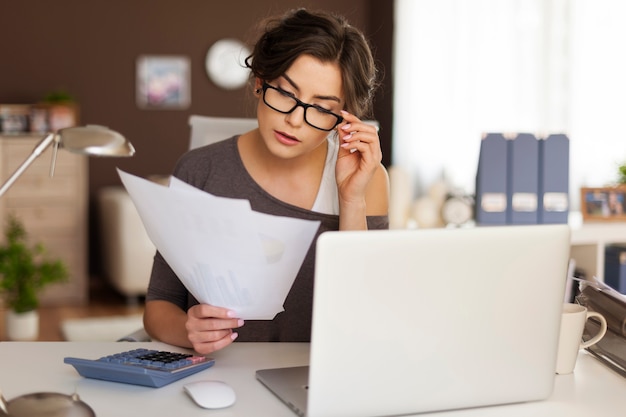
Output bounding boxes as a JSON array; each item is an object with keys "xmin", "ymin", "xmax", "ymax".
[
  {"xmin": 0, "ymin": 125, "xmax": 135, "ymax": 198},
  {"xmin": 57, "ymin": 125, "xmax": 135, "ymax": 157}
]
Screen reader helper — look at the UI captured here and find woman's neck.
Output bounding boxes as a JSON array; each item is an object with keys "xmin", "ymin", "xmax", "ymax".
[{"xmin": 237, "ymin": 130, "xmax": 328, "ymax": 209}]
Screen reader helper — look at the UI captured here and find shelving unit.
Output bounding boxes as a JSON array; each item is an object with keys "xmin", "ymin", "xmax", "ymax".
[
  {"xmin": 0, "ymin": 135, "xmax": 88, "ymax": 305},
  {"xmin": 569, "ymin": 212, "xmax": 626, "ymax": 280}
]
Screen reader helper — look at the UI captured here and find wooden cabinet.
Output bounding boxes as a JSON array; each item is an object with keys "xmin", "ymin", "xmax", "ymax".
[{"xmin": 0, "ymin": 135, "xmax": 88, "ymax": 305}]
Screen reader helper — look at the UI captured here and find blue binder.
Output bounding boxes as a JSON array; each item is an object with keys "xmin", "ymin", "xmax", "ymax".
[
  {"xmin": 605, "ymin": 245, "xmax": 626, "ymax": 293},
  {"xmin": 507, "ymin": 133, "xmax": 539, "ymax": 224},
  {"xmin": 475, "ymin": 133, "xmax": 508, "ymax": 225},
  {"xmin": 538, "ymin": 134, "xmax": 569, "ymax": 224}
]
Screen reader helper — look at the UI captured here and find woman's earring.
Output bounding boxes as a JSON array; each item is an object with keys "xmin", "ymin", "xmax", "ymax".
[{"xmin": 254, "ymin": 88, "xmax": 261, "ymax": 95}]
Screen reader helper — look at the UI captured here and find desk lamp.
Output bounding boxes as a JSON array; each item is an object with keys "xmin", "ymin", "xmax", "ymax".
[{"xmin": 0, "ymin": 125, "xmax": 135, "ymax": 198}]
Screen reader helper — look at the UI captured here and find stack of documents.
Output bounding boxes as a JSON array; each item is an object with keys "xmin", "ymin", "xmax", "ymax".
[
  {"xmin": 577, "ymin": 279, "xmax": 626, "ymax": 377},
  {"xmin": 118, "ymin": 169, "xmax": 320, "ymax": 320}
]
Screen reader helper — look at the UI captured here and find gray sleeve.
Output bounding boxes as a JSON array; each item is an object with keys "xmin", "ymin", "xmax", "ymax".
[
  {"xmin": 367, "ymin": 215, "xmax": 389, "ymax": 230},
  {"xmin": 145, "ymin": 251, "xmax": 190, "ymax": 311}
]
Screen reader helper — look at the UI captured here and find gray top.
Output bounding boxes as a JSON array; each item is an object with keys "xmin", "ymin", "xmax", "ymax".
[{"xmin": 146, "ymin": 136, "xmax": 389, "ymax": 342}]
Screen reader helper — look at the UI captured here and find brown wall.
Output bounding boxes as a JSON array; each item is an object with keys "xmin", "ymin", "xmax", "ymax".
[{"xmin": 1, "ymin": 1, "xmax": 393, "ymax": 278}]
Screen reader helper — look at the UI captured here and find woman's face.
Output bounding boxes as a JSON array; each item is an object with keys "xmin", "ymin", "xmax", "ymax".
[{"xmin": 255, "ymin": 54, "xmax": 344, "ymax": 160}]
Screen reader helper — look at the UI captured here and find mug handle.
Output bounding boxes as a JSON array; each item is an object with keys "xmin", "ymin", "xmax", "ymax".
[{"xmin": 580, "ymin": 311, "xmax": 608, "ymax": 349}]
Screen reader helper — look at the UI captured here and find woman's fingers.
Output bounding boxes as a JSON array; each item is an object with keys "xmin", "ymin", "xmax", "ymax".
[
  {"xmin": 191, "ymin": 330, "xmax": 239, "ymax": 355},
  {"xmin": 188, "ymin": 304, "xmax": 243, "ymax": 330},
  {"xmin": 338, "ymin": 111, "xmax": 380, "ymax": 156},
  {"xmin": 186, "ymin": 304, "xmax": 244, "ymax": 354}
]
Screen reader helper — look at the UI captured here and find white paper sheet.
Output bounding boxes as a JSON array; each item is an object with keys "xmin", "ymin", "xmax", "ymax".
[{"xmin": 118, "ymin": 169, "xmax": 321, "ymax": 319}]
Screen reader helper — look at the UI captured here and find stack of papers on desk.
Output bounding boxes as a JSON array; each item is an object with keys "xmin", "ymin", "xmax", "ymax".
[{"xmin": 118, "ymin": 169, "xmax": 320, "ymax": 320}]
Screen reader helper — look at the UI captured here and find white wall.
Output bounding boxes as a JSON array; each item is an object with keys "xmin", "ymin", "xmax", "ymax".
[{"xmin": 393, "ymin": 0, "xmax": 626, "ymax": 210}]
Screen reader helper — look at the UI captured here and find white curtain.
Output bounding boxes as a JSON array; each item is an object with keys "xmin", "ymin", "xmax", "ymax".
[{"xmin": 393, "ymin": 0, "xmax": 626, "ymax": 210}]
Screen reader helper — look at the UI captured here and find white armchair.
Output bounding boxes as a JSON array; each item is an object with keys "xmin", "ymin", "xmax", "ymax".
[
  {"xmin": 188, "ymin": 115, "xmax": 258, "ymax": 149},
  {"xmin": 98, "ymin": 186, "xmax": 156, "ymax": 305}
]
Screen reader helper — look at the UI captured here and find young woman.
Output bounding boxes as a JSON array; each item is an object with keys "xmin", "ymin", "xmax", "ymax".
[{"xmin": 143, "ymin": 8, "xmax": 389, "ymax": 354}]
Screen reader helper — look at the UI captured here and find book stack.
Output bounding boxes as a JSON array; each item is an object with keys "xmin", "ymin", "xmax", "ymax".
[{"xmin": 576, "ymin": 280, "xmax": 626, "ymax": 377}]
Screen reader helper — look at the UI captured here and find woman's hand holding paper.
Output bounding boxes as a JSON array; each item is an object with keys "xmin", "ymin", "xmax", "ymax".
[{"xmin": 186, "ymin": 304, "xmax": 245, "ymax": 354}]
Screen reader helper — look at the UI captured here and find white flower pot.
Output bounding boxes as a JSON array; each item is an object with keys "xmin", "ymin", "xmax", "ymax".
[{"xmin": 5, "ymin": 309, "xmax": 39, "ymax": 341}]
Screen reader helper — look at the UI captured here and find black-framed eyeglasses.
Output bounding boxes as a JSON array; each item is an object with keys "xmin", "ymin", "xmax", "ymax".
[{"xmin": 261, "ymin": 82, "xmax": 343, "ymax": 131}]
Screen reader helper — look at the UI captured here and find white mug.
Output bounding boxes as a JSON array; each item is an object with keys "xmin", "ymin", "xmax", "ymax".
[{"xmin": 555, "ymin": 303, "xmax": 607, "ymax": 374}]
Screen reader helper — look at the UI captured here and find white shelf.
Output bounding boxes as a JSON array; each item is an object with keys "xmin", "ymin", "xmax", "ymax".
[{"xmin": 569, "ymin": 212, "xmax": 626, "ymax": 280}]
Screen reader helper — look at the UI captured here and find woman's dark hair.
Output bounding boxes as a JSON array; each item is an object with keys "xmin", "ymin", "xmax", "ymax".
[{"xmin": 245, "ymin": 8, "xmax": 378, "ymax": 118}]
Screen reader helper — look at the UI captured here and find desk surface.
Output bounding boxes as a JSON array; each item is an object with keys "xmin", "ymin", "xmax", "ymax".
[{"xmin": 0, "ymin": 341, "xmax": 625, "ymax": 417}]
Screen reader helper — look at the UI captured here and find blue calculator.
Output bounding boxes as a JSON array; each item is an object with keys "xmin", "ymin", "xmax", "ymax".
[{"xmin": 64, "ymin": 348, "xmax": 215, "ymax": 388}]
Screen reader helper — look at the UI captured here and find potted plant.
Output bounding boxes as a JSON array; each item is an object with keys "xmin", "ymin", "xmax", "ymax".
[
  {"xmin": 40, "ymin": 89, "xmax": 79, "ymax": 132},
  {"xmin": 0, "ymin": 215, "xmax": 68, "ymax": 340}
]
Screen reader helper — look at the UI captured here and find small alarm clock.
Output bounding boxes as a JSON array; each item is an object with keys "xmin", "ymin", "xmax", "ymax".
[{"xmin": 441, "ymin": 194, "xmax": 474, "ymax": 226}]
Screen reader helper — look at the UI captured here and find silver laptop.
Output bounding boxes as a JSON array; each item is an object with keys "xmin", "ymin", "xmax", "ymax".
[{"xmin": 256, "ymin": 225, "xmax": 571, "ymax": 417}]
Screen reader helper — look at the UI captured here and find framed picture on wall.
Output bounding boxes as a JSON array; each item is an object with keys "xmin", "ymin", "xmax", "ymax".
[
  {"xmin": 580, "ymin": 187, "xmax": 626, "ymax": 221},
  {"xmin": 136, "ymin": 55, "xmax": 190, "ymax": 109}
]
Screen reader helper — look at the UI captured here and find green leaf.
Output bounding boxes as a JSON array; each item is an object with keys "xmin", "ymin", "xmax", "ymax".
[{"xmin": 618, "ymin": 163, "xmax": 626, "ymax": 185}]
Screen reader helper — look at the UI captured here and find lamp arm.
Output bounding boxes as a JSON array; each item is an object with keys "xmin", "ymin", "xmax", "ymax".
[
  {"xmin": 0, "ymin": 388, "xmax": 8, "ymax": 415},
  {"xmin": 0, "ymin": 133, "xmax": 57, "ymax": 198}
]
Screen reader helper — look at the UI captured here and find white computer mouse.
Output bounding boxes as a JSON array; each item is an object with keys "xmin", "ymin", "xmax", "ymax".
[{"xmin": 183, "ymin": 380, "xmax": 236, "ymax": 409}]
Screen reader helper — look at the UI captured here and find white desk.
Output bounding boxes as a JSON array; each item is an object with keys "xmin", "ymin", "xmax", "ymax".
[{"xmin": 0, "ymin": 341, "xmax": 625, "ymax": 417}]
